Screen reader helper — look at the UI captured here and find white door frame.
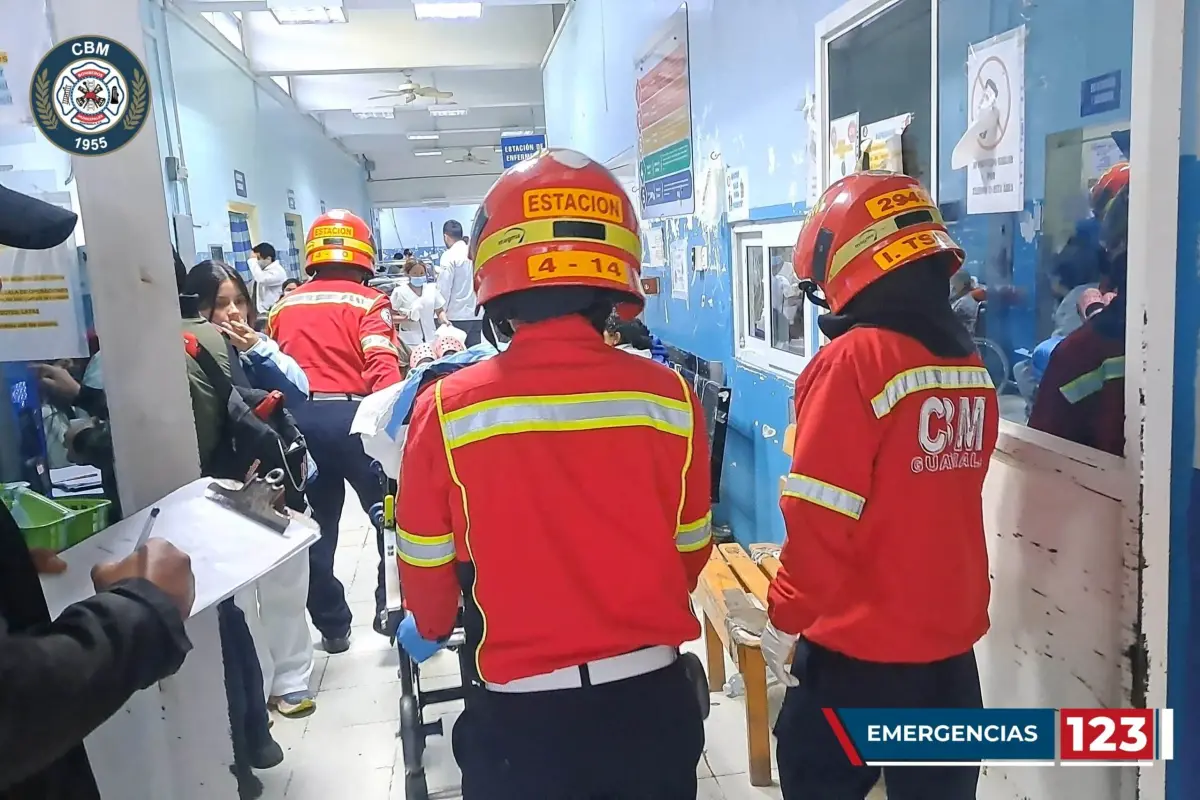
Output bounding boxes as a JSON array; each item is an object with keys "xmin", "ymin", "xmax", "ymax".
[{"xmin": 1129, "ymin": 0, "xmax": 1185, "ymax": 796}]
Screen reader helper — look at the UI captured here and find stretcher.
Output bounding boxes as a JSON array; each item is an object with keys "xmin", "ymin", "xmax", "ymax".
[{"xmin": 371, "ymin": 469, "xmax": 475, "ymax": 800}]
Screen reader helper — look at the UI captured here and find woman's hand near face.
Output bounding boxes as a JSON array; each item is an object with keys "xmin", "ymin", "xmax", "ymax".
[{"xmin": 218, "ymin": 319, "xmax": 261, "ymax": 352}]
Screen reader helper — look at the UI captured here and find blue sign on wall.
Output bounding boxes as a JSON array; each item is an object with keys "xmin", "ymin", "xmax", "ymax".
[
  {"xmin": 1081, "ymin": 70, "xmax": 1122, "ymax": 117},
  {"xmin": 500, "ymin": 134, "xmax": 546, "ymax": 170}
]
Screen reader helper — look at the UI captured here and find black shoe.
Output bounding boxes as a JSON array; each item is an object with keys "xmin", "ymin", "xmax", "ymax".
[
  {"xmin": 250, "ymin": 738, "xmax": 284, "ymax": 770},
  {"xmin": 322, "ymin": 634, "xmax": 351, "ymax": 654},
  {"xmin": 231, "ymin": 765, "xmax": 263, "ymax": 800}
]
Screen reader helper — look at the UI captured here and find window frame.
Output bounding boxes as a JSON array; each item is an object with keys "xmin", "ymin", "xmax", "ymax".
[
  {"xmin": 731, "ymin": 218, "xmax": 820, "ymax": 377},
  {"xmin": 813, "ymin": 0, "xmax": 1141, "ymax": 487},
  {"xmin": 201, "ymin": 10, "xmax": 244, "ymax": 52}
]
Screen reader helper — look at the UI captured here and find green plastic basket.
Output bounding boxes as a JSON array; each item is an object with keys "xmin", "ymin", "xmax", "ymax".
[
  {"xmin": 57, "ymin": 498, "xmax": 112, "ymax": 547},
  {"xmin": 1, "ymin": 485, "xmax": 72, "ymax": 551}
]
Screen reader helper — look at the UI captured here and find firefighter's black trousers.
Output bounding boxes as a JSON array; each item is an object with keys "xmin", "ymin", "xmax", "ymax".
[
  {"xmin": 292, "ymin": 398, "xmax": 385, "ymax": 640},
  {"xmin": 774, "ymin": 639, "xmax": 983, "ymax": 800},
  {"xmin": 452, "ymin": 659, "xmax": 704, "ymax": 799}
]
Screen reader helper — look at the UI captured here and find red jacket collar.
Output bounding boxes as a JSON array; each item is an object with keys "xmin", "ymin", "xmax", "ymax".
[{"xmin": 509, "ymin": 315, "xmax": 607, "ymax": 349}]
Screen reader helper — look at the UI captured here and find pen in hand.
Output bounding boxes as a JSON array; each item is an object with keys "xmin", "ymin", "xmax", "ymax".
[{"xmin": 134, "ymin": 507, "xmax": 160, "ymax": 552}]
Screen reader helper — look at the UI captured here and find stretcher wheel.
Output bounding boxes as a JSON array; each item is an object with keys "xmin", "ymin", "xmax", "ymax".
[{"xmin": 399, "ymin": 694, "xmax": 426, "ymax": 765}]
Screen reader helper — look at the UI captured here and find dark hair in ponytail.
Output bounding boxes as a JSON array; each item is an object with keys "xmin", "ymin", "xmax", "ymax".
[{"xmin": 605, "ymin": 313, "xmax": 653, "ymax": 350}]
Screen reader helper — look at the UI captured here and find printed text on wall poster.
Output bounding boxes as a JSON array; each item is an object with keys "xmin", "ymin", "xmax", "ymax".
[
  {"xmin": 635, "ymin": 6, "xmax": 695, "ymax": 219},
  {"xmin": 965, "ymin": 26, "xmax": 1026, "ymax": 214}
]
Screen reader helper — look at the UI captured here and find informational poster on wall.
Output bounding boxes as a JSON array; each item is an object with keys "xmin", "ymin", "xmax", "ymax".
[
  {"xmin": 827, "ymin": 113, "xmax": 860, "ymax": 187},
  {"xmin": 1082, "ymin": 133, "xmax": 1125, "ymax": 189},
  {"xmin": 963, "ymin": 26, "xmax": 1026, "ymax": 214},
  {"xmin": 646, "ymin": 225, "xmax": 667, "ymax": 267},
  {"xmin": 635, "ymin": 6, "xmax": 695, "ymax": 219},
  {"xmin": 860, "ymin": 113, "xmax": 911, "ymax": 174},
  {"xmin": 0, "ymin": 193, "xmax": 87, "ymax": 361},
  {"xmin": 669, "ymin": 239, "xmax": 689, "ymax": 300},
  {"xmin": 726, "ymin": 166, "xmax": 749, "ymax": 222}
]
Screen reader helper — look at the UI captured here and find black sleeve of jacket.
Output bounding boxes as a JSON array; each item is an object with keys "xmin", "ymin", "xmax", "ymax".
[
  {"xmin": 0, "ymin": 579, "xmax": 193, "ymax": 790},
  {"xmin": 75, "ymin": 385, "xmax": 109, "ymax": 420}
]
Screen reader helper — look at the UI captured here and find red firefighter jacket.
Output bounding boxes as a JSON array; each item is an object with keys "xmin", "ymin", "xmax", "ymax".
[
  {"xmin": 768, "ymin": 327, "xmax": 997, "ymax": 664},
  {"xmin": 395, "ymin": 315, "xmax": 713, "ymax": 685},
  {"xmin": 266, "ymin": 276, "xmax": 402, "ymax": 395},
  {"xmin": 1027, "ymin": 315, "xmax": 1125, "ymax": 456}
]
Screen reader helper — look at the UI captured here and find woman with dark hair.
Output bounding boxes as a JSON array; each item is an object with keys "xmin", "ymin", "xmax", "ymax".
[
  {"xmin": 183, "ymin": 261, "xmax": 309, "ymax": 406},
  {"xmin": 281, "ymin": 278, "xmax": 301, "ymax": 296},
  {"xmin": 184, "ymin": 261, "xmax": 319, "ymax": 723}
]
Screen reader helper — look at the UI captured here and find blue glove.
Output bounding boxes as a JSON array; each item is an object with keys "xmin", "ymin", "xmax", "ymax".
[{"xmin": 397, "ymin": 614, "xmax": 444, "ymax": 663}]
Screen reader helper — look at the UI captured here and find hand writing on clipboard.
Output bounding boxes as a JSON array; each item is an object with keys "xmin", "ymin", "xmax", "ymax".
[{"xmin": 89, "ymin": 507, "xmax": 197, "ymax": 620}]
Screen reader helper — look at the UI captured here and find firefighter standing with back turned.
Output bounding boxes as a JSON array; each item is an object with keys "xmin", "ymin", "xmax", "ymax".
[
  {"xmin": 763, "ymin": 172, "xmax": 998, "ymax": 800},
  {"xmin": 267, "ymin": 211, "xmax": 402, "ymax": 653},
  {"xmin": 393, "ymin": 148, "xmax": 714, "ymax": 799}
]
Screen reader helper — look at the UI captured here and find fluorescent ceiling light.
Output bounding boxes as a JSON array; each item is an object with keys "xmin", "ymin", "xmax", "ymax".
[
  {"xmin": 406, "ymin": 132, "xmax": 440, "ymax": 141},
  {"xmin": 429, "ymin": 107, "xmax": 467, "ymax": 117},
  {"xmin": 268, "ymin": 0, "xmax": 347, "ymax": 25},
  {"xmin": 413, "ymin": 149, "xmax": 444, "ymax": 157},
  {"xmin": 494, "ymin": 147, "xmax": 503, "ymax": 153},
  {"xmin": 352, "ymin": 109, "xmax": 394, "ymax": 120},
  {"xmin": 501, "ymin": 130, "xmax": 534, "ymax": 137},
  {"xmin": 414, "ymin": 2, "xmax": 482, "ymax": 20},
  {"xmin": 445, "ymin": 159, "xmax": 456, "ymax": 164}
]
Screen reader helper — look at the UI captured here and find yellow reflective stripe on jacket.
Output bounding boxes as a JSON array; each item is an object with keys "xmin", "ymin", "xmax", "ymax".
[
  {"xmin": 869, "ymin": 366, "xmax": 993, "ymax": 419},
  {"xmin": 1060, "ymin": 356, "xmax": 1125, "ymax": 404},
  {"xmin": 361, "ymin": 334, "xmax": 398, "ymax": 354},
  {"xmin": 396, "ymin": 529, "xmax": 455, "ymax": 568},
  {"xmin": 676, "ymin": 511, "xmax": 713, "ymax": 553},
  {"xmin": 440, "ymin": 391, "xmax": 692, "ymax": 449},
  {"xmin": 782, "ymin": 473, "xmax": 866, "ymax": 520}
]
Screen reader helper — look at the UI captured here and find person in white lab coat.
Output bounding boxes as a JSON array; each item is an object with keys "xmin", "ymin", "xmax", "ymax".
[
  {"xmin": 437, "ymin": 220, "xmax": 482, "ymax": 346},
  {"xmin": 390, "ymin": 259, "xmax": 449, "ymax": 348},
  {"xmin": 249, "ymin": 243, "xmax": 288, "ymax": 321}
]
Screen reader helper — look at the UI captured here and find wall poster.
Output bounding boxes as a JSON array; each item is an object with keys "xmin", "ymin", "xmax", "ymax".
[
  {"xmin": 635, "ymin": 6, "xmax": 695, "ymax": 219},
  {"xmin": 827, "ymin": 112, "xmax": 860, "ymax": 187},
  {"xmin": 963, "ymin": 26, "xmax": 1026, "ymax": 214}
]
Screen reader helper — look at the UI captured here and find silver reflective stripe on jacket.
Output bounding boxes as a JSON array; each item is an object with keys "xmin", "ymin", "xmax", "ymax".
[
  {"xmin": 440, "ymin": 391, "xmax": 692, "ymax": 449},
  {"xmin": 870, "ymin": 366, "xmax": 994, "ymax": 419},
  {"xmin": 781, "ymin": 473, "xmax": 866, "ymax": 520},
  {"xmin": 396, "ymin": 530, "xmax": 455, "ymax": 568}
]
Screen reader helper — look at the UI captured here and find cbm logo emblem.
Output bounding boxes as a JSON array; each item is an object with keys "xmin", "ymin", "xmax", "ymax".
[{"xmin": 30, "ymin": 36, "xmax": 150, "ymax": 157}]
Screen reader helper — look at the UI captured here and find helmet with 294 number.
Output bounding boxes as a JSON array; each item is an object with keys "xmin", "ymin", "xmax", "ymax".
[
  {"xmin": 468, "ymin": 148, "xmax": 645, "ymax": 314},
  {"xmin": 793, "ymin": 171, "xmax": 963, "ymax": 314},
  {"xmin": 304, "ymin": 209, "xmax": 376, "ymax": 276}
]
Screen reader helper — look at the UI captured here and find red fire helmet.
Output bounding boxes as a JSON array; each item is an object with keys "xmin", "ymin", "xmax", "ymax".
[
  {"xmin": 1090, "ymin": 161, "xmax": 1129, "ymax": 217},
  {"xmin": 304, "ymin": 209, "xmax": 376, "ymax": 276},
  {"xmin": 468, "ymin": 148, "xmax": 644, "ymax": 314},
  {"xmin": 793, "ymin": 171, "xmax": 963, "ymax": 314}
]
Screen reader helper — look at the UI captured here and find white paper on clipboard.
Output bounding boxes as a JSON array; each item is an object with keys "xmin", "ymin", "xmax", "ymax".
[{"xmin": 40, "ymin": 478, "xmax": 319, "ymax": 620}]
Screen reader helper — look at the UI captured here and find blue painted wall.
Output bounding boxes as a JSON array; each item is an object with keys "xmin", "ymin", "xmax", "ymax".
[{"xmin": 543, "ymin": 0, "xmax": 1136, "ymax": 546}]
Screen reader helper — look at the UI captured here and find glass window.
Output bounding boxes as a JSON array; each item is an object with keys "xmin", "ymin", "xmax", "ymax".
[
  {"xmin": 201, "ymin": 11, "xmax": 244, "ymax": 52},
  {"xmin": 745, "ymin": 243, "xmax": 765, "ymax": 342},
  {"xmin": 827, "ymin": 0, "xmax": 934, "ymax": 189},
  {"xmin": 936, "ymin": 0, "xmax": 1133, "ymax": 458},
  {"xmin": 734, "ymin": 221, "xmax": 813, "ymax": 374},
  {"xmin": 769, "ymin": 244, "xmax": 805, "ymax": 356}
]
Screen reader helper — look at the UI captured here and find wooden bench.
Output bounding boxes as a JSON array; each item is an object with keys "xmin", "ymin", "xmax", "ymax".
[{"xmin": 693, "ymin": 541, "xmax": 783, "ymax": 787}]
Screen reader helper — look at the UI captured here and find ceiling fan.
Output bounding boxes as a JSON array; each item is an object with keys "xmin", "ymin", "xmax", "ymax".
[
  {"xmin": 445, "ymin": 149, "xmax": 491, "ymax": 166},
  {"xmin": 369, "ymin": 71, "xmax": 454, "ymax": 104}
]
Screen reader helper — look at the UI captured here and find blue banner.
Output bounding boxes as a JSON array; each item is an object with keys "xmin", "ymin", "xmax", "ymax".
[
  {"xmin": 500, "ymin": 134, "xmax": 546, "ymax": 170},
  {"xmin": 832, "ymin": 708, "xmax": 1057, "ymax": 763}
]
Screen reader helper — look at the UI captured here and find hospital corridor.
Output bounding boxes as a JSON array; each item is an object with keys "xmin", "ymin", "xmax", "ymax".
[{"xmin": 2, "ymin": 0, "xmax": 1200, "ymax": 799}]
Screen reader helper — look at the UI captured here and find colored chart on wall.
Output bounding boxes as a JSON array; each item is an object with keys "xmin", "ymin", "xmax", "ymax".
[{"xmin": 635, "ymin": 6, "xmax": 694, "ymax": 219}]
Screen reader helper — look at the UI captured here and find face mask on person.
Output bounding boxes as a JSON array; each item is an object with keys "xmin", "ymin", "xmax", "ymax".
[{"xmin": 410, "ymin": 276, "xmax": 427, "ymax": 288}]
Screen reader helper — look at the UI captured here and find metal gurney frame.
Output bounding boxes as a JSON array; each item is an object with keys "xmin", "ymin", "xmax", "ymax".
[{"xmin": 373, "ymin": 469, "xmax": 476, "ymax": 800}]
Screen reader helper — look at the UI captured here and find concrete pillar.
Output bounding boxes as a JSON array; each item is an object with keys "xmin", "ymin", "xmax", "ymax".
[{"xmin": 40, "ymin": 0, "xmax": 236, "ymax": 796}]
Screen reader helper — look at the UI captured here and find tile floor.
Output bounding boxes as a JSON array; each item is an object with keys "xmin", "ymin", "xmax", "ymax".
[{"xmin": 259, "ymin": 496, "xmax": 884, "ymax": 799}]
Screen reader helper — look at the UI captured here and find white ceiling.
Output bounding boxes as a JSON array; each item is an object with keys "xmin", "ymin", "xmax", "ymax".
[{"xmin": 179, "ymin": 0, "xmax": 561, "ymax": 206}]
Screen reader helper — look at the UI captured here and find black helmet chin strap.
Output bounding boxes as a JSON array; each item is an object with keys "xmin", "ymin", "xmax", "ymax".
[
  {"xmin": 798, "ymin": 280, "xmax": 830, "ymax": 310},
  {"xmin": 482, "ymin": 309, "xmax": 513, "ymax": 350}
]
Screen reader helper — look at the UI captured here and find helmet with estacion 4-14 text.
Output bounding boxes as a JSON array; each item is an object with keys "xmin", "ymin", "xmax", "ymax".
[
  {"xmin": 304, "ymin": 209, "xmax": 376, "ymax": 276},
  {"xmin": 468, "ymin": 148, "xmax": 644, "ymax": 317},
  {"xmin": 793, "ymin": 171, "xmax": 963, "ymax": 314}
]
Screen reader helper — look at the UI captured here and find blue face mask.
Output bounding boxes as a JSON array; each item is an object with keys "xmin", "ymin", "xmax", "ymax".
[{"xmin": 410, "ymin": 277, "xmax": 427, "ymax": 288}]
